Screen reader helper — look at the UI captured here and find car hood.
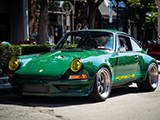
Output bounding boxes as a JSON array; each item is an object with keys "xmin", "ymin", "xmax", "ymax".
[{"xmin": 16, "ymin": 49, "xmax": 108, "ymax": 76}]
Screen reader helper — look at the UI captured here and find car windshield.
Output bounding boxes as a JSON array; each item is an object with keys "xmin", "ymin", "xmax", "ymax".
[{"xmin": 54, "ymin": 31, "xmax": 114, "ymax": 50}]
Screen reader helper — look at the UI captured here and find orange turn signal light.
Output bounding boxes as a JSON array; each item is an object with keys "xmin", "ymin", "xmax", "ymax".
[{"xmin": 69, "ymin": 74, "xmax": 87, "ymax": 80}]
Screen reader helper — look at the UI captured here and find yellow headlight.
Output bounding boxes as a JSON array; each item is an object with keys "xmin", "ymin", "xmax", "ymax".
[
  {"xmin": 70, "ymin": 58, "xmax": 83, "ymax": 72},
  {"xmin": 8, "ymin": 58, "xmax": 20, "ymax": 71}
]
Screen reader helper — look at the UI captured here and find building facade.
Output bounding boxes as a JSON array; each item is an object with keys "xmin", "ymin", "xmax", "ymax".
[{"xmin": 0, "ymin": 0, "xmax": 29, "ymax": 44}]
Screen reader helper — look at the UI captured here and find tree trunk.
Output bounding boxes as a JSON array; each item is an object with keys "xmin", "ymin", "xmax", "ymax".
[
  {"xmin": 87, "ymin": 0, "xmax": 101, "ymax": 29},
  {"xmin": 28, "ymin": 0, "xmax": 36, "ymax": 36},
  {"xmin": 88, "ymin": 9, "xmax": 97, "ymax": 29},
  {"xmin": 37, "ymin": 0, "xmax": 48, "ymax": 44}
]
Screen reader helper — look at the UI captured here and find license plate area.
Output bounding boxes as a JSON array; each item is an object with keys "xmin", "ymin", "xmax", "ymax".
[{"xmin": 24, "ymin": 85, "xmax": 50, "ymax": 93}]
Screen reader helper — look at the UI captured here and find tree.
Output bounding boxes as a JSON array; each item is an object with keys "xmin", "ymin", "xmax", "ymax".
[
  {"xmin": 145, "ymin": 12, "xmax": 158, "ymax": 41},
  {"xmin": 28, "ymin": 0, "xmax": 36, "ymax": 36},
  {"xmin": 87, "ymin": 0, "xmax": 104, "ymax": 29},
  {"xmin": 125, "ymin": 0, "xmax": 157, "ymax": 41},
  {"xmin": 37, "ymin": 0, "xmax": 48, "ymax": 44}
]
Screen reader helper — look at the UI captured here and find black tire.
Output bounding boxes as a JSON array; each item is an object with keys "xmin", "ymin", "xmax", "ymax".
[
  {"xmin": 89, "ymin": 67, "xmax": 111, "ymax": 101},
  {"xmin": 137, "ymin": 62, "xmax": 159, "ymax": 91}
]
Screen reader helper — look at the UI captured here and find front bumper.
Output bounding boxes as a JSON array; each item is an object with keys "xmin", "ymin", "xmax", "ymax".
[{"xmin": 9, "ymin": 77, "xmax": 94, "ymax": 97}]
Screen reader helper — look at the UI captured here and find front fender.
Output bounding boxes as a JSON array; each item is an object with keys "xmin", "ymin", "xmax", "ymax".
[{"xmin": 82, "ymin": 55, "xmax": 115, "ymax": 80}]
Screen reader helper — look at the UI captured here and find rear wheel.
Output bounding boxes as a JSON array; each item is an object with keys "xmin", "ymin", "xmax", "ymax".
[
  {"xmin": 90, "ymin": 67, "xmax": 111, "ymax": 101},
  {"xmin": 137, "ymin": 62, "xmax": 159, "ymax": 91}
]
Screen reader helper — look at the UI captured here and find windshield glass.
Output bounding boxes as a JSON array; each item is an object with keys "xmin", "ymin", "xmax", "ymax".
[{"xmin": 54, "ymin": 31, "xmax": 114, "ymax": 50}]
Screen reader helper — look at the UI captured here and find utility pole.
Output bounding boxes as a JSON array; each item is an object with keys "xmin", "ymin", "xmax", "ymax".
[{"xmin": 116, "ymin": 0, "xmax": 119, "ymax": 30}]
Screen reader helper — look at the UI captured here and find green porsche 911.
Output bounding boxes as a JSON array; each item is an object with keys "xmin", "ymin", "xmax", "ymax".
[{"xmin": 8, "ymin": 29, "xmax": 159, "ymax": 101}]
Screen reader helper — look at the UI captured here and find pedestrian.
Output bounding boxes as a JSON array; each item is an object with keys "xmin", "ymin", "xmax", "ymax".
[
  {"xmin": 82, "ymin": 24, "xmax": 88, "ymax": 30},
  {"xmin": 75, "ymin": 23, "xmax": 82, "ymax": 44},
  {"xmin": 31, "ymin": 29, "xmax": 38, "ymax": 40},
  {"xmin": 76, "ymin": 23, "xmax": 82, "ymax": 30}
]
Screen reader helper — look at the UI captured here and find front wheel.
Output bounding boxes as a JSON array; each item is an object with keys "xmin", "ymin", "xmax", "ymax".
[
  {"xmin": 89, "ymin": 67, "xmax": 111, "ymax": 101},
  {"xmin": 137, "ymin": 62, "xmax": 159, "ymax": 91}
]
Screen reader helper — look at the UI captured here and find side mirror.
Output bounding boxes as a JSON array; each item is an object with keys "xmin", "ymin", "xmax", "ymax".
[
  {"xmin": 142, "ymin": 47, "xmax": 148, "ymax": 54},
  {"xmin": 118, "ymin": 47, "xmax": 126, "ymax": 52},
  {"xmin": 116, "ymin": 47, "xmax": 126, "ymax": 55}
]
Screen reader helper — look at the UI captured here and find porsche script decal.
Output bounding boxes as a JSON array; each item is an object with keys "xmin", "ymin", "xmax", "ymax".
[{"xmin": 116, "ymin": 74, "xmax": 135, "ymax": 80}]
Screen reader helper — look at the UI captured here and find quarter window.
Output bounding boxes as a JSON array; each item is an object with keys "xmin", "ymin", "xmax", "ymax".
[{"xmin": 131, "ymin": 38, "xmax": 142, "ymax": 51}]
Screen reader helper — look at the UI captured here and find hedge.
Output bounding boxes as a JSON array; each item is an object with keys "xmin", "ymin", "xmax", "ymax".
[
  {"xmin": 20, "ymin": 44, "xmax": 54, "ymax": 55},
  {"xmin": 0, "ymin": 44, "xmax": 21, "ymax": 76},
  {"xmin": 0, "ymin": 44, "xmax": 55, "ymax": 77}
]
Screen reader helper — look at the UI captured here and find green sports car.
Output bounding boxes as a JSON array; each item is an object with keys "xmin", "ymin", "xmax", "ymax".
[{"xmin": 8, "ymin": 29, "xmax": 159, "ymax": 101}]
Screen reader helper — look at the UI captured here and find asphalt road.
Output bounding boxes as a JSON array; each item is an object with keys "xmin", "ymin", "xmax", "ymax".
[{"xmin": 0, "ymin": 77, "xmax": 160, "ymax": 120}]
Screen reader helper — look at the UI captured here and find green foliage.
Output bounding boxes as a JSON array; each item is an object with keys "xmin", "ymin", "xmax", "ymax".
[
  {"xmin": 126, "ymin": 0, "xmax": 157, "ymax": 41},
  {"xmin": 146, "ymin": 12, "xmax": 158, "ymax": 30},
  {"xmin": 0, "ymin": 45, "xmax": 21, "ymax": 76},
  {"xmin": 144, "ymin": 12, "xmax": 158, "ymax": 41},
  {"xmin": 127, "ymin": 0, "xmax": 156, "ymax": 23},
  {"xmin": 20, "ymin": 44, "xmax": 54, "ymax": 55}
]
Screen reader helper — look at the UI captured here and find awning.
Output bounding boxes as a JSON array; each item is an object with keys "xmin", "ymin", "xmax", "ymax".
[{"xmin": 98, "ymin": 2, "xmax": 117, "ymax": 18}]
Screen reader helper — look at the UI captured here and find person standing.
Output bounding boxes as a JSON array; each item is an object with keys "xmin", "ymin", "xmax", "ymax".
[
  {"xmin": 75, "ymin": 23, "xmax": 82, "ymax": 44},
  {"xmin": 82, "ymin": 24, "xmax": 88, "ymax": 30},
  {"xmin": 76, "ymin": 23, "xmax": 82, "ymax": 30},
  {"xmin": 31, "ymin": 29, "xmax": 38, "ymax": 40}
]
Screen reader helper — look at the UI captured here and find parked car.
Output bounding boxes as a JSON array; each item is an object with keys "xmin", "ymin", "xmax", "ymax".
[
  {"xmin": 8, "ymin": 29, "xmax": 159, "ymax": 101},
  {"xmin": 142, "ymin": 41, "xmax": 160, "ymax": 60}
]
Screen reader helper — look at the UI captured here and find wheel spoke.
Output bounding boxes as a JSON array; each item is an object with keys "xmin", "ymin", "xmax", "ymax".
[
  {"xmin": 101, "ymin": 77, "xmax": 104, "ymax": 85},
  {"xmin": 98, "ymin": 74, "xmax": 103, "ymax": 93},
  {"xmin": 98, "ymin": 84, "xmax": 103, "ymax": 94}
]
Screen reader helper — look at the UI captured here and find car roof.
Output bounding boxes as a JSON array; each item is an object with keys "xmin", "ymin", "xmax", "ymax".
[{"xmin": 71, "ymin": 29, "xmax": 128, "ymax": 35}]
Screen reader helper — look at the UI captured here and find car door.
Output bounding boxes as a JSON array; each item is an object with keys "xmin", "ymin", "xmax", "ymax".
[{"xmin": 113, "ymin": 34, "xmax": 140, "ymax": 85}]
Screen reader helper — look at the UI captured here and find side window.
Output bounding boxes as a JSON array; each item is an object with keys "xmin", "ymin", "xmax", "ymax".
[
  {"xmin": 131, "ymin": 38, "xmax": 142, "ymax": 51},
  {"xmin": 118, "ymin": 35, "xmax": 132, "ymax": 51}
]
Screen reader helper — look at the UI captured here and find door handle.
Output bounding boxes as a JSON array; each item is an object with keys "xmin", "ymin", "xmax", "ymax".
[{"xmin": 134, "ymin": 55, "xmax": 139, "ymax": 60}]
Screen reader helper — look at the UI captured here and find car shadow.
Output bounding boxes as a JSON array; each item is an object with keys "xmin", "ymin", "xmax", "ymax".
[
  {"xmin": 110, "ymin": 85, "xmax": 139, "ymax": 98},
  {"xmin": 0, "ymin": 85, "xmax": 142, "ymax": 108}
]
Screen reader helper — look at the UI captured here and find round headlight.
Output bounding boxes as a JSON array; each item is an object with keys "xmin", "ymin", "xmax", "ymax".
[
  {"xmin": 70, "ymin": 58, "xmax": 83, "ymax": 72},
  {"xmin": 8, "ymin": 58, "xmax": 20, "ymax": 71}
]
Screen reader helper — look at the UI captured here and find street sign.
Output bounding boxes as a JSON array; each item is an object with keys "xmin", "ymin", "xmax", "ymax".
[
  {"xmin": 66, "ymin": 16, "xmax": 70, "ymax": 26},
  {"xmin": 62, "ymin": 1, "xmax": 73, "ymax": 14},
  {"xmin": 109, "ymin": 1, "xmax": 113, "ymax": 23}
]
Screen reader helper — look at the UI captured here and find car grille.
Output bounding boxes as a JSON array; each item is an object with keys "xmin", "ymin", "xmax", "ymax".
[{"xmin": 24, "ymin": 85, "xmax": 50, "ymax": 93}]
